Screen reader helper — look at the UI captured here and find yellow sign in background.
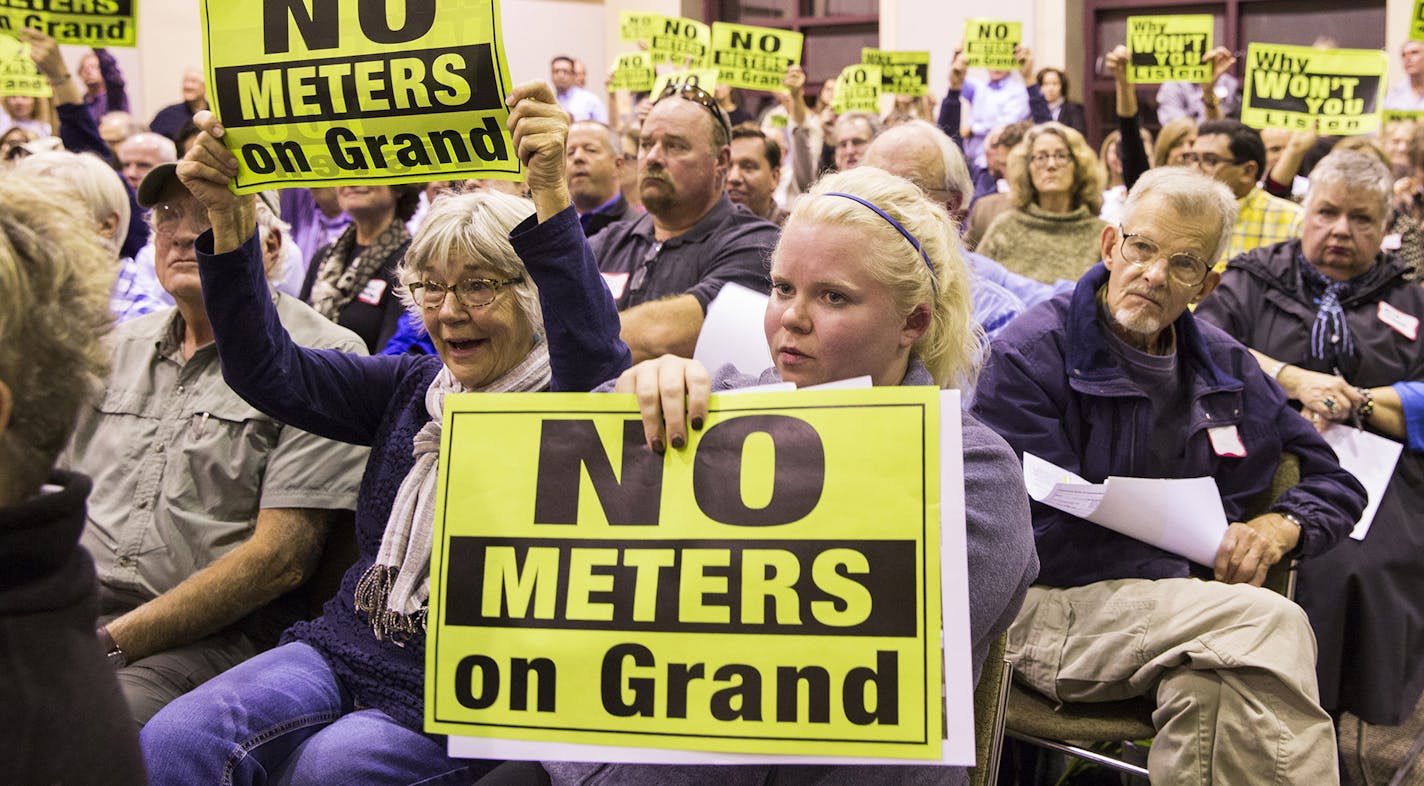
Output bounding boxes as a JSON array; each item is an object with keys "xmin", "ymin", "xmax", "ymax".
[
  {"xmin": 1242, "ymin": 43, "xmax": 1387, "ymax": 136},
  {"xmin": 1125, "ymin": 15, "xmax": 1213, "ymax": 84},
  {"xmin": 651, "ymin": 68, "xmax": 719, "ymax": 101},
  {"xmin": 963, "ymin": 19, "xmax": 1021, "ymax": 70},
  {"xmin": 426, "ymin": 389, "xmax": 944, "ymax": 760},
  {"xmin": 709, "ymin": 22, "xmax": 801, "ymax": 92},
  {"xmin": 0, "ymin": 35, "xmax": 50, "ymax": 98},
  {"xmin": 201, "ymin": 0, "xmax": 518, "ymax": 193},
  {"xmin": 1413, "ymin": 0, "xmax": 1424, "ymax": 41},
  {"xmin": 833, "ymin": 64, "xmax": 881, "ymax": 114},
  {"xmin": 648, "ymin": 16, "xmax": 711, "ymax": 68},
  {"xmin": 0, "ymin": 0, "xmax": 137, "ymax": 47},
  {"xmin": 609, "ymin": 51, "xmax": 655, "ymax": 93},
  {"xmin": 862, "ymin": 49, "xmax": 930, "ymax": 97}
]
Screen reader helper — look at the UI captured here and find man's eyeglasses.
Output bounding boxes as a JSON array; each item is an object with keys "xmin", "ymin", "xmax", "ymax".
[
  {"xmin": 152, "ymin": 202, "xmax": 212, "ymax": 239},
  {"xmin": 656, "ymin": 80, "xmax": 732, "ymax": 145},
  {"xmin": 1117, "ymin": 226, "xmax": 1211, "ymax": 287},
  {"xmin": 408, "ymin": 276, "xmax": 524, "ymax": 310},
  {"xmin": 1029, "ymin": 150, "xmax": 1073, "ymax": 168},
  {"xmin": 1177, "ymin": 151, "xmax": 1243, "ymax": 169}
]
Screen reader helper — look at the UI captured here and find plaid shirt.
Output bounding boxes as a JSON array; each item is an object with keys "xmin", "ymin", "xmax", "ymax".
[
  {"xmin": 1217, "ymin": 187, "xmax": 1302, "ymax": 271},
  {"xmin": 110, "ymin": 255, "xmax": 169, "ymax": 324}
]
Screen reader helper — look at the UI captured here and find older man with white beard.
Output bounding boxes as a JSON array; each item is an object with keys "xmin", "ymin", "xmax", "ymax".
[{"xmin": 970, "ymin": 166, "xmax": 1365, "ymax": 784}]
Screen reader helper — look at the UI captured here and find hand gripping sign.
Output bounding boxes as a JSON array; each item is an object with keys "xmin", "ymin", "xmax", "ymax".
[
  {"xmin": 1125, "ymin": 15, "xmax": 1213, "ymax": 84},
  {"xmin": 0, "ymin": 0, "xmax": 137, "ymax": 47},
  {"xmin": 426, "ymin": 388, "xmax": 975, "ymax": 765},
  {"xmin": 1242, "ymin": 43, "xmax": 1388, "ymax": 136},
  {"xmin": 201, "ymin": 0, "xmax": 520, "ymax": 193}
]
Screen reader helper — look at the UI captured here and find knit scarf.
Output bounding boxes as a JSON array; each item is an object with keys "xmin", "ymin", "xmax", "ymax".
[
  {"xmin": 1300, "ymin": 256, "xmax": 1356, "ymax": 367},
  {"xmin": 353, "ymin": 341, "xmax": 552, "ymax": 644},
  {"xmin": 308, "ymin": 220, "xmax": 412, "ymax": 322}
]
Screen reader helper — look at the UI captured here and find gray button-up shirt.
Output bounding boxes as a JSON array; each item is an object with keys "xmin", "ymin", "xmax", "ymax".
[{"xmin": 63, "ymin": 293, "xmax": 370, "ymax": 608}]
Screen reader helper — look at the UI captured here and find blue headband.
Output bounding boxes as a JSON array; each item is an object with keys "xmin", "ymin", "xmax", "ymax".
[{"xmin": 823, "ymin": 192, "xmax": 938, "ymax": 292}]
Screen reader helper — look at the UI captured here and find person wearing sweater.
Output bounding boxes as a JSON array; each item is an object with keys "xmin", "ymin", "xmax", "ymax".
[{"xmin": 976, "ymin": 122, "xmax": 1107, "ymax": 284}]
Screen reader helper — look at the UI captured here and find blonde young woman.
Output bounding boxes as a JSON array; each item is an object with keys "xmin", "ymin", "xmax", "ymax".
[{"xmin": 975, "ymin": 122, "xmax": 1108, "ymax": 283}]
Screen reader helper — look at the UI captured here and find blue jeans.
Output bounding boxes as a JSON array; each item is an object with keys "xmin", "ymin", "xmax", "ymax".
[{"xmin": 141, "ymin": 642, "xmax": 494, "ymax": 785}]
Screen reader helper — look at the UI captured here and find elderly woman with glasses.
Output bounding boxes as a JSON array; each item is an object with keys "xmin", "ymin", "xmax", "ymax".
[
  {"xmin": 976, "ymin": 121, "xmax": 1108, "ymax": 284},
  {"xmin": 138, "ymin": 82, "xmax": 631, "ymax": 785}
]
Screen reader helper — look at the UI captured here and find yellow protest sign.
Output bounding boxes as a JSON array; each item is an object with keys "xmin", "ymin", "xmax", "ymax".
[
  {"xmin": 963, "ymin": 19, "xmax": 1020, "ymax": 70},
  {"xmin": 0, "ymin": 35, "xmax": 50, "ymax": 98},
  {"xmin": 832, "ymin": 64, "xmax": 880, "ymax": 114},
  {"xmin": 619, "ymin": 10, "xmax": 664, "ymax": 45},
  {"xmin": 609, "ymin": 51, "xmax": 654, "ymax": 93},
  {"xmin": 862, "ymin": 49, "xmax": 930, "ymax": 96},
  {"xmin": 709, "ymin": 22, "xmax": 801, "ymax": 92},
  {"xmin": 426, "ymin": 389, "xmax": 947, "ymax": 761},
  {"xmin": 1125, "ymin": 15, "xmax": 1213, "ymax": 84},
  {"xmin": 1242, "ymin": 43, "xmax": 1388, "ymax": 136},
  {"xmin": 648, "ymin": 16, "xmax": 711, "ymax": 69},
  {"xmin": 1413, "ymin": 0, "xmax": 1424, "ymax": 41},
  {"xmin": 0, "ymin": 0, "xmax": 137, "ymax": 47},
  {"xmin": 650, "ymin": 68, "xmax": 719, "ymax": 101},
  {"xmin": 1384, "ymin": 109, "xmax": 1424, "ymax": 124},
  {"xmin": 200, "ymin": 0, "xmax": 519, "ymax": 194}
]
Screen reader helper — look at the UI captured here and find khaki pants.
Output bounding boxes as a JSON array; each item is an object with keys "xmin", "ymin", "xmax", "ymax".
[
  {"xmin": 100, "ymin": 612, "xmax": 258, "ymax": 729},
  {"xmin": 1008, "ymin": 578, "xmax": 1338, "ymax": 786}
]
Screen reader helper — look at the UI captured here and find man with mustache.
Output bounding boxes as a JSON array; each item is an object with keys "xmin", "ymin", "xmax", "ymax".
[
  {"xmin": 591, "ymin": 85, "xmax": 778, "ymax": 361},
  {"xmin": 971, "ymin": 166, "xmax": 1364, "ymax": 783}
]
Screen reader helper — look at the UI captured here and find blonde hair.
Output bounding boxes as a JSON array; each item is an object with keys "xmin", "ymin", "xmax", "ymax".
[
  {"xmin": 15, "ymin": 150, "xmax": 131, "ymax": 255},
  {"xmin": 395, "ymin": 190, "xmax": 544, "ymax": 336},
  {"xmin": 0, "ymin": 176, "xmax": 114, "ymax": 500},
  {"xmin": 786, "ymin": 167, "xmax": 982, "ymax": 388},
  {"xmin": 1154, "ymin": 118, "xmax": 1197, "ymax": 169},
  {"xmin": 1005, "ymin": 122, "xmax": 1104, "ymax": 213}
]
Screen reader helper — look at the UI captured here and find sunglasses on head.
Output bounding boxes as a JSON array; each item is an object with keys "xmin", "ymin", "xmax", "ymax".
[{"xmin": 656, "ymin": 80, "xmax": 732, "ymax": 144}]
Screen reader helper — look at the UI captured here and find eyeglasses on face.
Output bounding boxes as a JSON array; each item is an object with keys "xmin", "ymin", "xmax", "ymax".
[
  {"xmin": 408, "ymin": 276, "xmax": 524, "ymax": 310},
  {"xmin": 1030, "ymin": 150, "xmax": 1073, "ymax": 167},
  {"xmin": 1177, "ymin": 151, "xmax": 1243, "ymax": 169},
  {"xmin": 152, "ymin": 202, "xmax": 213, "ymax": 238},
  {"xmin": 656, "ymin": 80, "xmax": 732, "ymax": 144},
  {"xmin": 1117, "ymin": 226, "xmax": 1210, "ymax": 287}
]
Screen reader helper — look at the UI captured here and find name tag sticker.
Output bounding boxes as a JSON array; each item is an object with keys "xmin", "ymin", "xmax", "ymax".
[
  {"xmin": 357, "ymin": 278, "xmax": 387, "ymax": 306},
  {"xmin": 1382, "ymin": 233, "xmax": 1403, "ymax": 251},
  {"xmin": 602, "ymin": 272, "xmax": 629, "ymax": 300},
  {"xmin": 1208, "ymin": 425, "xmax": 1247, "ymax": 457},
  {"xmin": 1377, "ymin": 301, "xmax": 1419, "ymax": 341}
]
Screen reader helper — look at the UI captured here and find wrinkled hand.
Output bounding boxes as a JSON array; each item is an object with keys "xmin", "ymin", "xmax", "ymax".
[
  {"xmin": 1214, "ymin": 514, "xmax": 1297, "ymax": 585},
  {"xmin": 1278, "ymin": 365, "xmax": 1364, "ymax": 426},
  {"xmin": 1205, "ymin": 46, "xmax": 1236, "ymax": 86},
  {"xmin": 1286, "ymin": 123, "xmax": 1318, "ymax": 155},
  {"xmin": 613, "ymin": 355, "xmax": 711, "ymax": 454},
  {"xmin": 1105, "ymin": 45, "xmax": 1129, "ymax": 83},
  {"xmin": 948, "ymin": 44, "xmax": 967, "ymax": 91},
  {"xmin": 506, "ymin": 81, "xmax": 569, "ymax": 202},
  {"xmin": 1014, "ymin": 45, "xmax": 1034, "ymax": 82},
  {"xmin": 18, "ymin": 28, "xmax": 63, "ymax": 79},
  {"xmin": 784, "ymin": 64, "xmax": 805, "ymax": 96},
  {"xmin": 177, "ymin": 111, "xmax": 256, "ymax": 254}
]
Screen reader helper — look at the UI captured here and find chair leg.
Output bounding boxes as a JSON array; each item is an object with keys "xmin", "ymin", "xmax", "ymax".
[{"xmin": 1003, "ymin": 731, "xmax": 1151, "ymax": 779}]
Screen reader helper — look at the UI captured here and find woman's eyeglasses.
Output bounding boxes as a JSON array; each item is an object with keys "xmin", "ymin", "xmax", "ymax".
[{"xmin": 409, "ymin": 276, "xmax": 524, "ymax": 309}]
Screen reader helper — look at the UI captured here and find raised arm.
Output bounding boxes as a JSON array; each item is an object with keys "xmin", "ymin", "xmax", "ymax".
[{"xmin": 1105, "ymin": 45, "xmax": 1150, "ymax": 188}]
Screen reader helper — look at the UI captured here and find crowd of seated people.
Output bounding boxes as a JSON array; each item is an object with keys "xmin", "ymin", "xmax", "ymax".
[{"xmin": 4, "ymin": 17, "xmax": 1424, "ymax": 786}]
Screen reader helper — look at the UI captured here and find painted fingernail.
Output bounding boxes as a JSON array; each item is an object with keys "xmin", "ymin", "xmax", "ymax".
[
  {"xmin": 691, "ymin": 417, "xmax": 704, "ymax": 430},
  {"xmin": 651, "ymin": 439, "xmax": 665, "ymax": 454},
  {"xmin": 671, "ymin": 434, "xmax": 685, "ymax": 449}
]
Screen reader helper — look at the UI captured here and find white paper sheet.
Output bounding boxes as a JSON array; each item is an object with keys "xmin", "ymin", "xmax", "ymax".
[
  {"xmin": 693, "ymin": 283, "xmax": 774, "ymax": 374},
  {"xmin": 1322, "ymin": 426, "xmax": 1404, "ymax": 541},
  {"xmin": 1022, "ymin": 453, "xmax": 1229, "ymax": 567},
  {"xmin": 449, "ymin": 390, "xmax": 977, "ymax": 767}
]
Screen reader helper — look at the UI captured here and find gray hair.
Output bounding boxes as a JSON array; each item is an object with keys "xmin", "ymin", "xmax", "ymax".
[
  {"xmin": 835, "ymin": 111, "xmax": 883, "ymax": 140},
  {"xmin": 569, "ymin": 120, "xmax": 621, "ymax": 156},
  {"xmin": 120, "ymin": 132, "xmax": 179, "ymax": 163},
  {"xmin": 1306, "ymin": 149, "xmax": 1394, "ymax": 221},
  {"xmin": 1121, "ymin": 167, "xmax": 1239, "ymax": 263},
  {"xmin": 14, "ymin": 150, "xmax": 131, "ymax": 255},
  {"xmin": 395, "ymin": 190, "xmax": 544, "ymax": 336}
]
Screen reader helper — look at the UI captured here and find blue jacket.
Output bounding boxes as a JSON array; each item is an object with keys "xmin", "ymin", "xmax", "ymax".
[{"xmin": 970, "ymin": 263, "xmax": 1365, "ymax": 588}]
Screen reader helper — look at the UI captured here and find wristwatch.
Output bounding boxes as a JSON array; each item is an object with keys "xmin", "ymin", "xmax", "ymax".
[{"xmin": 98, "ymin": 625, "xmax": 128, "ymax": 669}]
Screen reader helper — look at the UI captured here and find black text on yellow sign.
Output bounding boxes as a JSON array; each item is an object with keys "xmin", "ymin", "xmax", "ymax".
[
  {"xmin": 1125, "ymin": 15, "xmax": 1213, "ymax": 84},
  {"xmin": 709, "ymin": 22, "xmax": 802, "ymax": 92},
  {"xmin": 963, "ymin": 19, "xmax": 1020, "ymax": 71},
  {"xmin": 1413, "ymin": 0, "xmax": 1424, "ymax": 41},
  {"xmin": 862, "ymin": 49, "xmax": 929, "ymax": 97},
  {"xmin": 648, "ymin": 16, "xmax": 711, "ymax": 68},
  {"xmin": 426, "ymin": 390, "xmax": 943, "ymax": 759},
  {"xmin": 0, "ymin": 35, "xmax": 50, "ymax": 97},
  {"xmin": 608, "ymin": 51, "xmax": 654, "ymax": 93},
  {"xmin": 0, "ymin": 0, "xmax": 137, "ymax": 47},
  {"xmin": 832, "ymin": 64, "xmax": 881, "ymax": 115},
  {"xmin": 202, "ymin": 0, "xmax": 518, "ymax": 193},
  {"xmin": 1242, "ymin": 43, "xmax": 1387, "ymax": 136}
]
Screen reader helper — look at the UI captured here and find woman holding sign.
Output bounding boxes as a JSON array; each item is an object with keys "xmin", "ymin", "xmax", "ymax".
[
  {"xmin": 139, "ymin": 83, "xmax": 631, "ymax": 785},
  {"xmin": 975, "ymin": 122, "xmax": 1108, "ymax": 284},
  {"xmin": 537, "ymin": 166, "xmax": 1038, "ymax": 786}
]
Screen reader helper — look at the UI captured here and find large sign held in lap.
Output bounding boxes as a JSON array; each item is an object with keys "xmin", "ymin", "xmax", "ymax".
[{"xmin": 201, "ymin": 0, "xmax": 519, "ymax": 193}]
